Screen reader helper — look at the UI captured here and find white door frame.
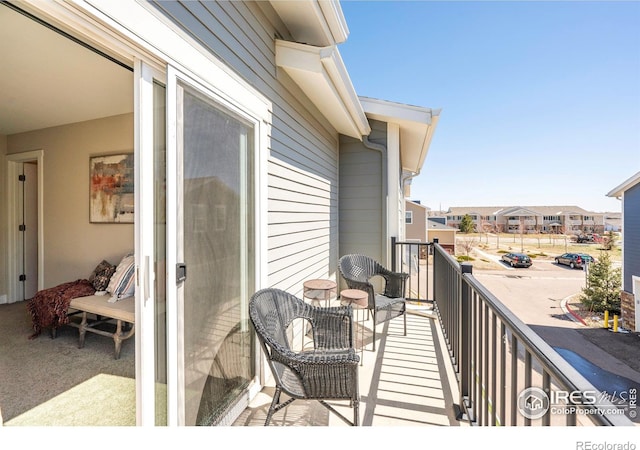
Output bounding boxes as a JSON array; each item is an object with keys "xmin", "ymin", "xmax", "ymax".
[{"xmin": 6, "ymin": 150, "xmax": 44, "ymax": 303}]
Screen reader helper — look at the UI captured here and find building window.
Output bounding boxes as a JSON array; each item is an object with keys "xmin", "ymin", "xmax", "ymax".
[{"xmin": 406, "ymin": 211, "xmax": 413, "ymax": 224}]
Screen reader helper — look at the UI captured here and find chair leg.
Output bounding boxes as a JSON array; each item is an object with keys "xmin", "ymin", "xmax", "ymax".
[
  {"xmin": 372, "ymin": 310, "xmax": 376, "ymax": 352},
  {"xmin": 353, "ymin": 397, "xmax": 359, "ymax": 426},
  {"xmin": 265, "ymin": 387, "xmax": 282, "ymax": 426},
  {"xmin": 404, "ymin": 310, "xmax": 407, "ymax": 336}
]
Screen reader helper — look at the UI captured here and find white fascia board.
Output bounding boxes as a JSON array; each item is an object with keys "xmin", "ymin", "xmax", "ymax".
[
  {"xmin": 318, "ymin": 0, "xmax": 349, "ymax": 43},
  {"xmin": 360, "ymin": 97, "xmax": 441, "ymax": 173},
  {"xmin": 276, "ymin": 40, "xmax": 370, "ymax": 139},
  {"xmin": 607, "ymin": 171, "xmax": 640, "ymax": 198},
  {"xmin": 269, "ymin": 0, "xmax": 348, "ymax": 46}
]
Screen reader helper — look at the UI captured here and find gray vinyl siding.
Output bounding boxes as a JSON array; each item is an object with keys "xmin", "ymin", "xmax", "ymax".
[
  {"xmin": 339, "ymin": 120, "xmax": 387, "ymax": 266},
  {"xmin": 149, "ymin": 1, "xmax": 340, "ymax": 295},
  {"xmin": 623, "ymin": 182, "xmax": 640, "ymax": 293}
]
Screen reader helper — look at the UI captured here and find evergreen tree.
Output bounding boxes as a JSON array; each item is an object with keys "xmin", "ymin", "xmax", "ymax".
[
  {"xmin": 459, "ymin": 214, "xmax": 475, "ymax": 234},
  {"xmin": 580, "ymin": 252, "xmax": 621, "ymax": 314}
]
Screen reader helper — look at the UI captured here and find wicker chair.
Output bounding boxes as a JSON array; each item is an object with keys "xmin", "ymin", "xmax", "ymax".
[
  {"xmin": 249, "ymin": 288, "xmax": 360, "ymax": 426},
  {"xmin": 338, "ymin": 254, "xmax": 409, "ymax": 351}
]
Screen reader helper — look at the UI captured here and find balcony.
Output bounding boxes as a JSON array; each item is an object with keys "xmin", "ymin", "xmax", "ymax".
[{"xmin": 234, "ymin": 241, "xmax": 635, "ymax": 427}]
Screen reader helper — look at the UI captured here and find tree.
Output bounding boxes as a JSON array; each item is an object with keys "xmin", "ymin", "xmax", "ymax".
[
  {"xmin": 480, "ymin": 219, "xmax": 493, "ymax": 244},
  {"xmin": 495, "ymin": 223, "xmax": 504, "ymax": 249},
  {"xmin": 601, "ymin": 231, "xmax": 617, "ymax": 251},
  {"xmin": 580, "ymin": 252, "xmax": 621, "ymax": 314},
  {"xmin": 458, "ymin": 237, "xmax": 478, "ymax": 258},
  {"xmin": 459, "ymin": 214, "xmax": 475, "ymax": 233}
]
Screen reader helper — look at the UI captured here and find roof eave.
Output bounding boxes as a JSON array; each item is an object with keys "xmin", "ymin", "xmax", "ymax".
[
  {"xmin": 607, "ymin": 171, "xmax": 640, "ymax": 198},
  {"xmin": 359, "ymin": 97, "xmax": 441, "ymax": 173},
  {"xmin": 269, "ymin": 0, "xmax": 349, "ymax": 46},
  {"xmin": 275, "ymin": 40, "xmax": 370, "ymax": 139}
]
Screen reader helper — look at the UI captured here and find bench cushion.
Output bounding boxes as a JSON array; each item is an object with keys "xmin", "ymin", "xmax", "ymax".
[{"xmin": 69, "ymin": 294, "xmax": 135, "ymax": 323}]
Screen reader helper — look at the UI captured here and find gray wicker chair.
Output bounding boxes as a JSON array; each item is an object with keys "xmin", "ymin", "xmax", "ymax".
[
  {"xmin": 338, "ymin": 254, "xmax": 409, "ymax": 351},
  {"xmin": 249, "ymin": 288, "xmax": 360, "ymax": 426}
]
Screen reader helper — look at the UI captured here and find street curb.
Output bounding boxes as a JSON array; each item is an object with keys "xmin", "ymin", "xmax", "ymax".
[{"xmin": 561, "ymin": 295, "xmax": 587, "ymax": 326}]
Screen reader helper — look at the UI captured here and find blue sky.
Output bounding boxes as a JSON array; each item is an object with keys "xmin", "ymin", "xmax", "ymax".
[{"xmin": 339, "ymin": 0, "xmax": 640, "ymax": 213}]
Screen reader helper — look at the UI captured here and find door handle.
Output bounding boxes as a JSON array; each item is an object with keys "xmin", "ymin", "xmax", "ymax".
[{"xmin": 176, "ymin": 263, "xmax": 187, "ymax": 284}]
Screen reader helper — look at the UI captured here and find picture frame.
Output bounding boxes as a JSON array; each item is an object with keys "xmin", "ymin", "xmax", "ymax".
[{"xmin": 89, "ymin": 153, "xmax": 134, "ymax": 223}]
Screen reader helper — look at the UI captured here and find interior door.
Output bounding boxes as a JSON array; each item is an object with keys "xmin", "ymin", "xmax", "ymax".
[
  {"xmin": 167, "ymin": 67, "xmax": 256, "ymax": 426},
  {"xmin": 22, "ymin": 162, "xmax": 38, "ymax": 300}
]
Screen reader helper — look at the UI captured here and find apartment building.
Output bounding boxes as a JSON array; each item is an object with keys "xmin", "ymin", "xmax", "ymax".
[{"xmin": 444, "ymin": 205, "xmax": 606, "ymax": 234}]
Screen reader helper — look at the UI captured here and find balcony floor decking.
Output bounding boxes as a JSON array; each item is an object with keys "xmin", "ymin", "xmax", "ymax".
[{"xmin": 232, "ymin": 308, "xmax": 463, "ymax": 427}]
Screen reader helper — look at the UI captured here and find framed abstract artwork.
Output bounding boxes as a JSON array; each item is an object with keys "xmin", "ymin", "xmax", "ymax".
[{"xmin": 89, "ymin": 153, "xmax": 134, "ymax": 223}]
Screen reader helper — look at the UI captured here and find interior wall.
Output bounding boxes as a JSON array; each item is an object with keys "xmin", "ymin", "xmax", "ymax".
[
  {"xmin": 0, "ymin": 133, "xmax": 7, "ymax": 301},
  {"xmin": 7, "ymin": 113, "xmax": 134, "ymax": 287}
]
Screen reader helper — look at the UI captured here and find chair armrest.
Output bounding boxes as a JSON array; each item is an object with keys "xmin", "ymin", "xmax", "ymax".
[
  {"xmin": 379, "ymin": 267, "xmax": 409, "ymax": 298},
  {"xmin": 273, "ymin": 348, "xmax": 360, "ymax": 399},
  {"xmin": 308, "ymin": 305, "xmax": 354, "ymax": 350}
]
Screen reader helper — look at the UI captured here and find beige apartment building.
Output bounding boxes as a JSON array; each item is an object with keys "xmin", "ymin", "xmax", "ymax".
[{"xmin": 443, "ymin": 205, "xmax": 606, "ymax": 235}]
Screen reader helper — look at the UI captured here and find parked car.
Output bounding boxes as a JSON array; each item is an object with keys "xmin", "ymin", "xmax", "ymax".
[
  {"xmin": 554, "ymin": 253, "xmax": 595, "ymax": 269},
  {"xmin": 501, "ymin": 252, "xmax": 532, "ymax": 268},
  {"xmin": 576, "ymin": 233, "xmax": 602, "ymax": 243}
]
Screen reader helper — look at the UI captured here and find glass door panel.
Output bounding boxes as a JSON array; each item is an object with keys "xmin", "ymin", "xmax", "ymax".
[
  {"xmin": 177, "ymin": 82, "xmax": 255, "ymax": 426},
  {"xmin": 153, "ymin": 80, "xmax": 168, "ymax": 425}
]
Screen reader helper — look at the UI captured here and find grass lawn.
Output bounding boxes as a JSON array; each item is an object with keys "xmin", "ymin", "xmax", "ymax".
[{"xmin": 455, "ymin": 232, "xmax": 622, "ymax": 266}]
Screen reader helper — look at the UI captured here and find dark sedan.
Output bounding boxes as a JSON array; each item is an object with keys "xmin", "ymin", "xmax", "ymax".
[
  {"xmin": 501, "ymin": 252, "xmax": 532, "ymax": 268},
  {"xmin": 554, "ymin": 253, "xmax": 595, "ymax": 269}
]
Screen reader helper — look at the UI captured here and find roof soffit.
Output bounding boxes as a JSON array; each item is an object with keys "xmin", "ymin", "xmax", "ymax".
[
  {"xmin": 359, "ymin": 97, "xmax": 441, "ymax": 174},
  {"xmin": 275, "ymin": 40, "xmax": 370, "ymax": 139},
  {"xmin": 607, "ymin": 171, "xmax": 640, "ymax": 198},
  {"xmin": 269, "ymin": 0, "xmax": 348, "ymax": 46}
]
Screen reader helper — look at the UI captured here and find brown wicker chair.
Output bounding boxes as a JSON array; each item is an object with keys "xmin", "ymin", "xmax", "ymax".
[
  {"xmin": 338, "ymin": 254, "xmax": 409, "ymax": 351},
  {"xmin": 249, "ymin": 288, "xmax": 360, "ymax": 426}
]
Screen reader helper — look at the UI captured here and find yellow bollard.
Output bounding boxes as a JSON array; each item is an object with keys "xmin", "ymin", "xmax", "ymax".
[
  {"xmin": 604, "ymin": 310, "xmax": 609, "ymax": 328},
  {"xmin": 613, "ymin": 315, "xmax": 618, "ymax": 333}
]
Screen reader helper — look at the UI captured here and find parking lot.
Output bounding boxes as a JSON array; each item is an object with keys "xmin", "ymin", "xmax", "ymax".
[{"xmin": 470, "ymin": 252, "xmax": 640, "ymax": 389}]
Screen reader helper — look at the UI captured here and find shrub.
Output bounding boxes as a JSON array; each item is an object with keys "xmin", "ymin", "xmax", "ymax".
[{"xmin": 580, "ymin": 252, "xmax": 621, "ymax": 314}]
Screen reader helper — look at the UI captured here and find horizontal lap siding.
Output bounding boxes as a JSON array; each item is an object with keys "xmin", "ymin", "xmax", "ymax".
[
  {"xmin": 339, "ymin": 133, "xmax": 383, "ymax": 264},
  {"xmin": 151, "ymin": 1, "xmax": 339, "ymax": 295},
  {"xmin": 624, "ymin": 183, "xmax": 640, "ymax": 292}
]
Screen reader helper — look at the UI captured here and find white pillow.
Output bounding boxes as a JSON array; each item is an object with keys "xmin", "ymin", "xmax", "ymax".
[{"xmin": 107, "ymin": 253, "xmax": 135, "ymax": 303}]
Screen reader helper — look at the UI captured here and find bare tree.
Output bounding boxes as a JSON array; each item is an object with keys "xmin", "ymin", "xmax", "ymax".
[
  {"xmin": 495, "ymin": 223, "xmax": 504, "ymax": 250},
  {"xmin": 480, "ymin": 219, "xmax": 493, "ymax": 244},
  {"xmin": 458, "ymin": 237, "xmax": 478, "ymax": 258},
  {"xmin": 559, "ymin": 226, "xmax": 569, "ymax": 252}
]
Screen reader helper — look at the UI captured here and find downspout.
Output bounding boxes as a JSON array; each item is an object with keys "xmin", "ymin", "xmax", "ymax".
[{"xmin": 363, "ymin": 135, "xmax": 388, "ymax": 264}]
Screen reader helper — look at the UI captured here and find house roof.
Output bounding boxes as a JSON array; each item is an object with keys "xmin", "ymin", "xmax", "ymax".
[
  {"xmin": 360, "ymin": 97, "xmax": 441, "ymax": 174},
  {"xmin": 428, "ymin": 219, "xmax": 457, "ymax": 231},
  {"xmin": 275, "ymin": 40, "xmax": 371, "ymax": 139},
  {"xmin": 607, "ymin": 171, "xmax": 640, "ymax": 198},
  {"xmin": 406, "ymin": 199, "xmax": 429, "ymax": 211}
]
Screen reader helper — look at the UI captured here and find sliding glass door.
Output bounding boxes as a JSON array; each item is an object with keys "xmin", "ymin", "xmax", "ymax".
[{"xmin": 167, "ymin": 68, "xmax": 256, "ymax": 425}]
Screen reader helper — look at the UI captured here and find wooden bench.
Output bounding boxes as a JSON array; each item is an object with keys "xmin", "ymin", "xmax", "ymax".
[{"xmin": 67, "ymin": 294, "xmax": 135, "ymax": 359}]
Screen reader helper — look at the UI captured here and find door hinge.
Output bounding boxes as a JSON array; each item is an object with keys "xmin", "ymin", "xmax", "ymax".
[
  {"xmin": 19, "ymin": 224, "xmax": 26, "ymax": 231},
  {"xmin": 18, "ymin": 174, "xmax": 26, "ymax": 182},
  {"xmin": 19, "ymin": 274, "xmax": 26, "ymax": 282}
]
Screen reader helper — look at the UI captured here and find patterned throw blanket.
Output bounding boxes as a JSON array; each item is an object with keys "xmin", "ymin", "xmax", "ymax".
[{"xmin": 26, "ymin": 279, "xmax": 96, "ymax": 339}]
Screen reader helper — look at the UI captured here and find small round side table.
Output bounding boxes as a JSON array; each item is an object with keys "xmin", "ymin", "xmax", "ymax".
[
  {"xmin": 301, "ymin": 279, "xmax": 337, "ymax": 350},
  {"xmin": 303, "ymin": 279, "xmax": 337, "ymax": 307},
  {"xmin": 340, "ymin": 289, "xmax": 368, "ymax": 366}
]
